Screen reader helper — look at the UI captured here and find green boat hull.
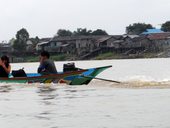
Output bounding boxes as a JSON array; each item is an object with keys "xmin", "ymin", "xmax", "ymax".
[
  {"xmin": 66, "ymin": 66, "xmax": 112, "ymax": 85},
  {"xmin": 0, "ymin": 66, "xmax": 112, "ymax": 85},
  {"xmin": 0, "ymin": 70, "xmax": 86, "ymax": 84}
]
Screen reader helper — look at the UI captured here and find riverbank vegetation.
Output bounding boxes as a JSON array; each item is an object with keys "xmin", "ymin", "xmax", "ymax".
[
  {"xmin": 14, "ymin": 51, "xmax": 163, "ymax": 63},
  {"xmin": 23, "ymin": 54, "xmax": 75, "ymax": 62}
]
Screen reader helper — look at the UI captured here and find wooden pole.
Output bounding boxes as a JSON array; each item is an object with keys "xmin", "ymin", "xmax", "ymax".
[{"xmin": 83, "ymin": 75, "xmax": 121, "ymax": 84}]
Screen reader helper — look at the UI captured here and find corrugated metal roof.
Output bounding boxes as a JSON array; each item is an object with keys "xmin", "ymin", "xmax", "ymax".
[
  {"xmin": 96, "ymin": 36, "xmax": 112, "ymax": 43},
  {"xmin": 39, "ymin": 38, "xmax": 52, "ymax": 42},
  {"xmin": 52, "ymin": 35, "xmax": 112, "ymax": 42},
  {"xmin": 123, "ymin": 35, "xmax": 139, "ymax": 39},
  {"xmin": 37, "ymin": 41, "xmax": 49, "ymax": 46},
  {"xmin": 142, "ymin": 29, "xmax": 164, "ymax": 34},
  {"xmin": 147, "ymin": 33, "xmax": 170, "ymax": 40}
]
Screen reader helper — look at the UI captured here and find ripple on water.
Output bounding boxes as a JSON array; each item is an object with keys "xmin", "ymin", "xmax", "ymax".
[
  {"xmin": 89, "ymin": 79, "xmax": 170, "ymax": 89},
  {"xmin": 0, "ymin": 81, "xmax": 170, "ymax": 128}
]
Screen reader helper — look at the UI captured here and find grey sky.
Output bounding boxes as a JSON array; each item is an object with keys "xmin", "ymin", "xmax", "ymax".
[{"xmin": 0, "ymin": 0, "xmax": 170, "ymax": 41}]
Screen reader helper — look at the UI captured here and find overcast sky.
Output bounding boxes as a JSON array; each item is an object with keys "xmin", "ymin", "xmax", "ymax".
[{"xmin": 0, "ymin": 0, "xmax": 170, "ymax": 41}]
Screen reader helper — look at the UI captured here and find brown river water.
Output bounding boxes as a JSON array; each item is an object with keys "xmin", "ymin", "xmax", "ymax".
[{"xmin": 0, "ymin": 58, "xmax": 170, "ymax": 128}]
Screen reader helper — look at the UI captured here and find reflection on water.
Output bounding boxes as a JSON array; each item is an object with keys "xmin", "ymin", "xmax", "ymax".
[
  {"xmin": 0, "ymin": 85, "xmax": 13, "ymax": 93},
  {"xmin": 37, "ymin": 85, "xmax": 58, "ymax": 107}
]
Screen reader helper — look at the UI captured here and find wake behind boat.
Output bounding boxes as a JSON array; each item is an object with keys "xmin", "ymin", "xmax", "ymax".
[{"xmin": 0, "ymin": 65, "xmax": 112, "ymax": 85}]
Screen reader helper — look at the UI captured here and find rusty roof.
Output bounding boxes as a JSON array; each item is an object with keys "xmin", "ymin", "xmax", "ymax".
[{"xmin": 147, "ymin": 33, "xmax": 170, "ymax": 40}]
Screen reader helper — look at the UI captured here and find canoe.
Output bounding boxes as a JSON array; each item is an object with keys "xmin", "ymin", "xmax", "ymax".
[{"xmin": 0, "ymin": 65, "xmax": 112, "ymax": 85}]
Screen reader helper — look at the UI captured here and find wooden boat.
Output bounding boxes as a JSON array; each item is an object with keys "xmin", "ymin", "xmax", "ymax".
[
  {"xmin": 0, "ymin": 65, "xmax": 112, "ymax": 85},
  {"xmin": 65, "ymin": 65, "xmax": 112, "ymax": 85}
]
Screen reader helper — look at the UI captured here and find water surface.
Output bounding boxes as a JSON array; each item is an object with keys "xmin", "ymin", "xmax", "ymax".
[{"xmin": 1, "ymin": 58, "xmax": 170, "ymax": 128}]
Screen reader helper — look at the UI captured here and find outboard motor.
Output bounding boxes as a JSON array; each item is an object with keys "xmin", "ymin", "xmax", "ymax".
[{"xmin": 63, "ymin": 63, "xmax": 78, "ymax": 72}]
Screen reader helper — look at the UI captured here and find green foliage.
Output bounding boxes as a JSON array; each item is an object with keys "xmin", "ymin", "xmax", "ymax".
[
  {"xmin": 8, "ymin": 38, "xmax": 15, "ymax": 45},
  {"xmin": 35, "ymin": 36, "xmax": 40, "ymax": 43},
  {"xmin": 73, "ymin": 28, "xmax": 92, "ymax": 36},
  {"xmin": 57, "ymin": 29, "xmax": 73, "ymax": 37},
  {"xmin": 16, "ymin": 28, "xmax": 29, "ymax": 41},
  {"xmin": 55, "ymin": 28, "xmax": 109, "ymax": 37},
  {"xmin": 95, "ymin": 52, "xmax": 114, "ymax": 60},
  {"xmin": 25, "ymin": 56, "xmax": 39, "ymax": 62},
  {"xmin": 13, "ymin": 39, "xmax": 27, "ymax": 52},
  {"xmin": 23, "ymin": 54, "xmax": 74, "ymax": 62},
  {"xmin": 13, "ymin": 28, "xmax": 29, "ymax": 52},
  {"xmin": 50, "ymin": 54, "xmax": 67, "ymax": 61},
  {"xmin": 22, "ymin": 54, "xmax": 67, "ymax": 62},
  {"xmin": 126, "ymin": 23, "xmax": 154, "ymax": 35},
  {"xmin": 91, "ymin": 29, "xmax": 108, "ymax": 35},
  {"xmin": 161, "ymin": 21, "xmax": 170, "ymax": 32}
]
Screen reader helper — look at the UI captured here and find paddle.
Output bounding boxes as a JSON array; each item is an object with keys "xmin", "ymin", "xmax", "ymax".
[{"xmin": 82, "ymin": 75, "xmax": 121, "ymax": 84}]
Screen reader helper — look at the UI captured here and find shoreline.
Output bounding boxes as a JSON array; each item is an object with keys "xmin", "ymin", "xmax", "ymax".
[
  {"xmin": 10, "ymin": 57, "xmax": 170, "ymax": 64},
  {"xmin": 9, "ymin": 51, "xmax": 170, "ymax": 63}
]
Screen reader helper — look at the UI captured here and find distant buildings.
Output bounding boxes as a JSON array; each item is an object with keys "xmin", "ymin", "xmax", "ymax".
[
  {"xmin": 36, "ymin": 36, "xmax": 111, "ymax": 56},
  {"xmin": 0, "ymin": 43, "xmax": 13, "ymax": 54},
  {"xmin": 36, "ymin": 38, "xmax": 52, "ymax": 51},
  {"xmin": 35, "ymin": 30, "xmax": 170, "ymax": 58},
  {"xmin": 1, "ymin": 28, "xmax": 170, "ymax": 59}
]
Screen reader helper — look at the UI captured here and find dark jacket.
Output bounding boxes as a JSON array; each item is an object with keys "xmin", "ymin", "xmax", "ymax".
[
  {"xmin": 37, "ymin": 59, "xmax": 57, "ymax": 74},
  {"xmin": 0, "ymin": 66, "xmax": 9, "ymax": 77}
]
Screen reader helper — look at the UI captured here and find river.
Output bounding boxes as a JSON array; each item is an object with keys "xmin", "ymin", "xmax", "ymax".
[{"xmin": 0, "ymin": 58, "xmax": 170, "ymax": 128}]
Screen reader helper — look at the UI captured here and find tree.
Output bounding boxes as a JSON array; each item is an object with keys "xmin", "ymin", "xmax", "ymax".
[
  {"xmin": 57, "ymin": 29, "xmax": 73, "ymax": 37},
  {"xmin": 13, "ymin": 28, "xmax": 29, "ymax": 52},
  {"xmin": 126, "ymin": 23, "xmax": 154, "ymax": 35},
  {"xmin": 16, "ymin": 28, "xmax": 29, "ymax": 41},
  {"xmin": 73, "ymin": 28, "xmax": 92, "ymax": 36},
  {"xmin": 8, "ymin": 38, "xmax": 15, "ymax": 45},
  {"xmin": 35, "ymin": 36, "xmax": 40, "ymax": 43},
  {"xmin": 91, "ymin": 29, "xmax": 108, "ymax": 35},
  {"xmin": 161, "ymin": 21, "xmax": 170, "ymax": 32}
]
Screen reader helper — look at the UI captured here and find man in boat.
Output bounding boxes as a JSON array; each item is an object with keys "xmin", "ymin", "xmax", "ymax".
[
  {"xmin": 0, "ymin": 55, "xmax": 11, "ymax": 77},
  {"xmin": 37, "ymin": 51, "xmax": 57, "ymax": 74}
]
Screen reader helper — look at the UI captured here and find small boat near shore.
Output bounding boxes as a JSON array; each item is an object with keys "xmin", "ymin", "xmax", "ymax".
[{"xmin": 0, "ymin": 65, "xmax": 112, "ymax": 85}]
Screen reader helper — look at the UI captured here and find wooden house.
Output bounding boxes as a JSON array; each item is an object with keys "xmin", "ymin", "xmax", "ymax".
[{"xmin": 147, "ymin": 33, "xmax": 170, "ymax": 51}]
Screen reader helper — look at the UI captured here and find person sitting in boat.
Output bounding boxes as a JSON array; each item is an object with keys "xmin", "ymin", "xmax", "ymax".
[
  {"xmin": 37, "ymin": 51, "xmax": 57, "ymax": 74},
  {"xmin": 0, "ymin": 55, "xmax": 11, "ymax": 77}
]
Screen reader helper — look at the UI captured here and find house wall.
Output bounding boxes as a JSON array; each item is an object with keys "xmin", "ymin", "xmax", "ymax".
[
  {"xmin": 105, "ymin": 37, "xmax": 117, "ymax": 47},
  {"xmin": 76, "ymin": 39, "xmax": 97, "ymax": 55},
  {"xmin": 40, "ymin": 41, "xmax": 76, "ymax": 54},
  {"xmin": 0, "ymin": 45, "xmax": 13, "ymax": 53},
  {"xmin": 150, "ymin": 39, "xmax": 170, "ymax": 51}
]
